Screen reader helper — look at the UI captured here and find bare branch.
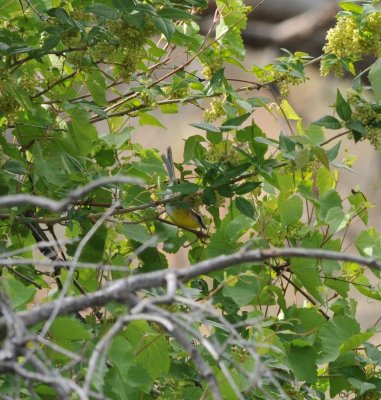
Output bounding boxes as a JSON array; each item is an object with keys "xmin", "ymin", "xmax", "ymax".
[
  {"xmin": 1, "ymin": 246, "xmax": 379, "ymax": 338},
  {"xmin": 0, "ymin": 176, "xmax": 143, "ymax": 212}
]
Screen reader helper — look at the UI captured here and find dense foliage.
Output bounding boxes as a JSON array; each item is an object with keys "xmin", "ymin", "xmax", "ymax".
[{"xmin": 1, "ymin": 0, "xmax": 381, "ymax": 399}]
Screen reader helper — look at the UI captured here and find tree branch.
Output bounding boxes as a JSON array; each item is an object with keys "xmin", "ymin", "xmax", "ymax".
[
  {"xmin": 1, "ymin": 246, "xmax": 379, "ymax": 337},
  {"xmin": 0, "ymin": 176, "xmax": 143, "ymax": 212}
]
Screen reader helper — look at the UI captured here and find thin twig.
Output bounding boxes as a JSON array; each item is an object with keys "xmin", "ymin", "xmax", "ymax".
[{"xmin": 321, "ymin": 130, "xmax": 349, "ymax": 146}]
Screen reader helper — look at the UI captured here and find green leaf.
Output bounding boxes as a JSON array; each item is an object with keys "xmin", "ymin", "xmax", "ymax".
[
  {"xmin": 214, "ymin": 163, "xmax": 251, "ymax": 186},
  {"xmin": 108, "ymin": 336, "xmax": 134, "ymax": 373},
  {"xmin": 318, "ymin": 315, "xmax": 360, "ymax": 363},
  {"xmin": 233, "ymin": 181, "xmax": 261, "ymax": 195},
  {"xmin": 8, "ymin": 85, "xmax": 37, "ymax": 116},
  {"xmin": 206, "ymin": 130, "xmax": 223, "ymax": 144},
  {"xmin": 317, "ymin": 189, "xmax": 342, "ymax": 221},
  {"xmin": 339, "ymin": 1, "xmax": 363, "ymax": 14},
  {"xmin": 67, "ymin": 223, "xmax": 107, "ymax": 264},
  {"xmin": 365, "ymin": 342, "xmax": 381, "ymax": 364},
  {"xmin": 325, "ymin": 207, "xmax": 349, "ymax": 234},
  {"xmin": 160, "ymin": 102, "xmax": 178, "ymax": 113},
  {"xmin": 327, "ymin": 141, "xmax": 341, "ymax": 162},
  {"xmin": 202, "ymin": 186, "xmax": 217, "ymax": 206},
  {"xmin": 216, "ymin": 14, "xmax": 246, "ymax": 58},
  {"xmin": 111, "ymin": 0, "xmax": 136, "ymax": 12},
  {"xmin": 0, "ymin": 0, "xmax": 21, "ymax": 17},
  {"xmin": 86, "ymin": 3, "xmax": 119, "ymax": 19},
  {"xmin": 223, "ymin": 275, "xmax": 260, "ymax": 306},
  {"xmin": 295, "ymin": 148, "xmax": 310, "ymax": 169},
  {"xmin": 316, "ymin": 166, "xmax": 336, "ymax": 195},
  {"xmin": 120, "ymin": 224, "xmax": 151, "ymax": 244},
  {"xmin": 154, "ymin": 17, "xmax": 175, "ymax": 41},
  {"xmin": 139, "ymin": 112, "xmax": 165, "ymax": 128},
  {"xmin": 105, "ymin": 335, "xmax": 152, "ymax": 398},
  {"xmin": 46, "ymin": 7, "xmax": 75, "ymax": 26},
  {"xmin": 304, "ymin": 123, "xmax": 325, "ymax": 144},
  {"xmin": 336, "ymin": 89, "xmax": 352, "ymax": 121},
  {"xmin": 86, "ymin": 70, "xmax": 107, "ymax": 106},
  {"xmin": 183, "ymin": 135, "xmax": 205, "ymax": 162},
  {"xmin": 278, "ymin": 195, "xmax": 303, "ymax": 226},
  {"xmin": 347, "ymin": 119, "xmax": 367, "ymax": 142},
  {"xmin": 32, "ymin": 143, "xmax": 65, "ymax": 187},
  {"xmin": 5, "ymin": 278, "xmax": 35, "ymax": 310},
  {"xmin": 353, "ymin": 274, "xmax": 381, "ymax": 300},
  {"xmin": 288, "ymin": 346, "xmax": 318, "ymax": 383},
  {"xmin": 369, "ymin": 58, "xmax": 381, "ymax": 102},
  {"xmin": 171, "ymin": 182, "xmax": 199, "ymax": 195},
  {"xmin": 207, "ymin": 214, "xmax": 253, "ymax": 258},
  {"xmin": 340, "ymin": 329, "xmax": 376, "ymax": 353},
  {"xmin": 94, "ymin": 149, "xmax": 115, "ymax": 167},
  {"xmin": 102, "ymin": 127, "xmax": 132, "ymax": 149},
  {"xmin": 127, "ymin": 320, "xmax": 170, "ymax": 380},
  {"xmin": 291, "ymin": 257, "xmax": 324, "ymax": 303},
  {"xmin": 279, "ymin": 133, "xmax": 295, "ymax": 154},
  {"xmin": 190, "ymin": 122, "xmax": 220, "ymax": 133},
  {"xmin": 355, "ymin": 228, "xmax": 381, "ymax": 261},
  {"xmin": 313, "ymin": 146, "xmax": 330, "ymax": 169},
  {"xmin": 254, "ymin": 136, "xmax": 278, "ymax": 147},
  {"xmin": 238, "ymin": 123, "xmax": 268, "ymax": 158},
  {"xmin": 324, "ymin": 276, "xmax": 349, "ymax": 298},
  {"xmin": 134, "ymin": 243, "xmax": 168, "ymax": 272},
  {"xmin": 204, "ymin": 68, "xmax": 225, "ymax": 95},
  {"xmin": 76, "ymin": 100, "xmax": 108, "ymax": 118},
  {"xmin": 347, "ymin": 378, "xmax": 376, "ymax": 396},
  {"xmin": 221, "ymin": 113, "xmax": 251, "ymax": 130},
  {"xmin": 348, "ymin": 191, "xmax": 369, "ymax": 225},
  {"xmin": 293, "ymin": 308, "xmax": 326, "ymax": 331},
  {"xmin": 50, "ymin": 317, "xmax": 91, "ymax": 340},
  {"xmin": 235, "ymin": 197, "xmax": 255, "ymax": 219},
  {"xmin": 314, "ymin": 115, "xmax": 342, "ymax": 130},
  {"xmin": 281, "ymin": 99, "xmax": 301, "ymax": 121},
  {"xmin": 66, "ymin": 106, "xmax": 98, "ymax": 156},
  {"xmin": 328, "ymin": 353, "xmax": 359, "ymax": 397},
  {"xmin": 3, "ymin": 160, "xmax": 27, "ymax": 175},
  {"xmin": 157, "ymin": 7, "xmax": 195, "ymax": 20},
  {"xmin": 133, "ymin": 148, "xmax": 164, "ymax": 179}
]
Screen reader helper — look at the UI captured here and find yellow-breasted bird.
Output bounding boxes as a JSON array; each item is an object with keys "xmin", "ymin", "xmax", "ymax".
[{"xmin": 161, "ymin": 147, "xmax": 206, "ymax": 231}]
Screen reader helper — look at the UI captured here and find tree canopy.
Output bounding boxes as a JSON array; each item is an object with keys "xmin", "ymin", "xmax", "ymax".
[{"xmin": 1, "ymin": 0, "xmax": 381, "ymax": 399}]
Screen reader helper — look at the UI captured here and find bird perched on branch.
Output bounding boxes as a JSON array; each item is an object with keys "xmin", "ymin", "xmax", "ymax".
[{"xmin": 161, "ymin": 147, "xmax": 206, "ymax": 231}]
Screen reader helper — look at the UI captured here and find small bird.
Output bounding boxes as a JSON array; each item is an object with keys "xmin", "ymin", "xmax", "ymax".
[{"xmin": 161, "ymin": 147, "xmax": 206, "ymax": 231}]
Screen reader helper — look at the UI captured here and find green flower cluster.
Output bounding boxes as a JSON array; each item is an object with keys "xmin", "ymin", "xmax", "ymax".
[
  {"xmin": 200, "ymin": 50, "xmax": 224, "ymax": 80},
  {"xmin": 162, "ymin": 85, "xmax": 190, "ymax": 100},
  {"xmin": 19, "ymin": 75, "xmax": 38, "ymax": 96},
  {"xmin": 269, "ymin": 69, "xmax": 305, "ymax": 98},
  {"xmin": 321, "ymin": 12, "xmax": 381, "ymax": 76},
  {"xmin": 255, "ymin": 52, "xmax": 307, "ymax": 97},
  {"xmin": 0, "ymin": 70, "xmax": 19, "ymax": 118},
  {"xmin": 203, "ymin": 98, "xmax": 226, "ymax": 122},
  {"xmin": 61, "ymin": 30, "xmax": 82, "ymax": 48},
  {"xmin": 90, "ymin": 16, "xmax": 157, "ymax": 82},
  {"xmin": 347, "ymin": 89, "xmax": 381, "ymax": 150},
  {"xmin": 0, "ymin": 90, "xmax": 19, "ymax": 118}
]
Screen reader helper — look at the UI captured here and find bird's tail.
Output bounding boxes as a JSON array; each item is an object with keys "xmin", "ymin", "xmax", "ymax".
[{"xmin": 161, "ymin": 146, "xmax": 175, "ymax": 185}]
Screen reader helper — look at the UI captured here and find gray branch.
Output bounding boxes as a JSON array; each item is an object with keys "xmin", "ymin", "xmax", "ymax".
[
  {"xmin": 1, "ymin": 246, "xmax": 380, "ymax": 336},
  {"xmin": 0, "ymin": 246, "xmax": 378, "ymax": 398},
  {"xmin": 0, "ymin": 176, "xmax": 143, "ymax": 212}
]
